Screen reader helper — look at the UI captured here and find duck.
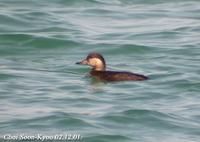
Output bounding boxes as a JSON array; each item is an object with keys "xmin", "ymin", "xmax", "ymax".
[{"xmin": 76, "ymin": 52, "xmax": 148, "ymax": 82}]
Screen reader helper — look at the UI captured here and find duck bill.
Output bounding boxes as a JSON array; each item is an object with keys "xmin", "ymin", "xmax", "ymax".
[{"xmin": 76, "ymin": 59, "xmax": 88, "ymax": 65}]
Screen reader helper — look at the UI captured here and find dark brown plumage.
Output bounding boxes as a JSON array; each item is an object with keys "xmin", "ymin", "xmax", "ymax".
[
  {"xmin": 90, "ymin": 71, "xmax": 148, "ymax": 81},
  {"xmin": 76, "ymin": 52, "xmax": 148, "ymax": 82}
]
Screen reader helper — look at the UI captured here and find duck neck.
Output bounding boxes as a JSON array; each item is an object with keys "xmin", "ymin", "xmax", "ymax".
[{"xmin": 93, "ymin": 64, "xmax": 106, "ymax": 71}]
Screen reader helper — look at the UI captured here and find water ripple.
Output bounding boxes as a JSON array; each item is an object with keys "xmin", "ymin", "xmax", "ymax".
[{"xmin": 0, "ymin": 0, "xmax": 200, "ymax": 142}]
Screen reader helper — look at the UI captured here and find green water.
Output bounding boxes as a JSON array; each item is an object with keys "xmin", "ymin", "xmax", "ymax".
[{"xmin": 0, "ymin": 0, "xmax": 200, "ymax": 142}]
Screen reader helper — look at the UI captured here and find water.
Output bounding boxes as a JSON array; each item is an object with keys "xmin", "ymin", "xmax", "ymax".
[{"xmin": 0, "ymin": 0, "xmax": 200, "ymax": 141}]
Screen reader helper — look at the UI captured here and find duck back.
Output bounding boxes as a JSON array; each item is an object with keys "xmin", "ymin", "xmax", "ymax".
[{"xmin": 90, "ymin": 70, "xmax": 148, "ymax": 81}]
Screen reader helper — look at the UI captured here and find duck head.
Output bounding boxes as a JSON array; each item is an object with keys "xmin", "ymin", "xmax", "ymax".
[{"xmin": 76, "ymin": 52, "xmax": 106, "ymax": 71}]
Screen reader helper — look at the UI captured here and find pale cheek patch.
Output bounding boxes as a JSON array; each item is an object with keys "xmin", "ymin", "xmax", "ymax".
[{"xmin": 89, "ymin": 58, "xmax": 103, "ymax": 66}]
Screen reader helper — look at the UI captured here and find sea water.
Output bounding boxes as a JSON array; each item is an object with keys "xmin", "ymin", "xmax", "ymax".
[{"xmin": 0, "ymin": 0, "xmax": 200, "ymax": 142}]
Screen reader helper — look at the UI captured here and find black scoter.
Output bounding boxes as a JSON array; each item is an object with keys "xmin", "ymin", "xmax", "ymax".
[{"xmin": 76, "ymin": 53, "xmax": 148, "ymax": 82}]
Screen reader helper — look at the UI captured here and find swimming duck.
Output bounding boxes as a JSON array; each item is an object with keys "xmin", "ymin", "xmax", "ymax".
[{"xmin": 76, "ymin": 53, "xmax": 148, "ymax": 81}]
